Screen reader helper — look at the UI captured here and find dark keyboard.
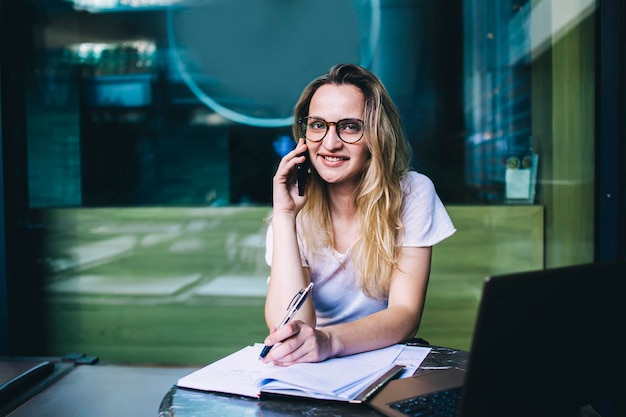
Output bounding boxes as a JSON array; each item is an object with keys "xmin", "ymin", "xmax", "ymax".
[{"xmin": 389, "ymin": 387, "xmax": 462, "ymax": 417}]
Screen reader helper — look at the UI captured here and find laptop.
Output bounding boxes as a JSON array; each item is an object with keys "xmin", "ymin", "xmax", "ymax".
[{"xmin": 369, "ymin": 260, "xmax": 626, "ymax": 417}]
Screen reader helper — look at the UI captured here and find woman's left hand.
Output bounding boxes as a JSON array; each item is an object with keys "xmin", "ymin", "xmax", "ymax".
[{"xmin": 260, "ymin": 320, "xmax": 334, "ymax": 366}]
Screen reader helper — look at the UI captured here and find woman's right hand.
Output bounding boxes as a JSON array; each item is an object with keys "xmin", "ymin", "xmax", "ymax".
[
  {"xmin": 272, "ymin": 138, "xmax": 309, "ymax": 215},
  {"xmin": 260, "ymin": 320, "xmax": 334, "ymax": 366}
]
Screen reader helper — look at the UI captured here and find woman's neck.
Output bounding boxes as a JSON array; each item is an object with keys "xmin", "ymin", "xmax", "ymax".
[{"xmin": 327, "ymin": 185, "xmax": 359, "ymax": 254}]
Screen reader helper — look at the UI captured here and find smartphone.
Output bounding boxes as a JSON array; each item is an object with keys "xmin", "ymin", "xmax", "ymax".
[{"xmin": 296, "ymin": 150, "xmax": 310, "ymax": 196}]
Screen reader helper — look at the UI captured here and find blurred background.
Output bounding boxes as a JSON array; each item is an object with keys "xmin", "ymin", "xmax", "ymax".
[{"xmin": 1, "ymin": 0, "xmax": 623, "ymax": 365}]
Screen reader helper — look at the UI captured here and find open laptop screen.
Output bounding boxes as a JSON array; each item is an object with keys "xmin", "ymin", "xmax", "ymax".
[{"xmin": 459, "ymin": 260, "xmax": 626, "ymax": 416}]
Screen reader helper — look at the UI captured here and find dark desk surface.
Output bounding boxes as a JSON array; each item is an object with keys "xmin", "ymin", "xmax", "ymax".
[
  {"xmin": 2, "ymin": 361, "xmax": 195, "ymax": 417},
  {"xmin": 159, "ymin": 345, "xmax": 470, "ymax": 417}
]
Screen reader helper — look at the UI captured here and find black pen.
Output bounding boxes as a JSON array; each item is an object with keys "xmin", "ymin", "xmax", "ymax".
[{"xmin": 259, "ymin": 282, "xmax": 314, "ymax": 359}]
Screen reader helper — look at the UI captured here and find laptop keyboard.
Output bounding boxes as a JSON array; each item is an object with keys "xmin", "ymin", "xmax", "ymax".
[{"xmin": 389, "ymin": 386, "xmax": 463, "ymax": 417}]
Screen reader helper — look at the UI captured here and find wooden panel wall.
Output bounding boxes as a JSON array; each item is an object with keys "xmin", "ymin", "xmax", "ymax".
[{"xmin": 531, "ymin": 3, "xmax": 595, "ymax": 268}]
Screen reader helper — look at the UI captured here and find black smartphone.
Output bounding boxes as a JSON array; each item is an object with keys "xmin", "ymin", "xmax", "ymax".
[{"xmin": 296, "ymin": 150, "xmax": 310, "ymax": 196}]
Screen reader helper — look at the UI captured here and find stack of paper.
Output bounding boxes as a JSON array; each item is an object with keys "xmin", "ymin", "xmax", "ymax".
[{"xmin": 177, "ymin": 343, "xmax": 431, "ymax": 403}]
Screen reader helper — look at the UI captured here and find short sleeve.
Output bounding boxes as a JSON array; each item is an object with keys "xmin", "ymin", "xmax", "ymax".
[
  {"xmin": 399, "ymin": 172, "xmax": 456, "ymax": 247},
  {"xmin": 264, "ymin": 224, "xmax": 273, "ymax": 266},
  {"xmin": 264, "ymin": 223, "xmax": 309, "ymax": 268}
]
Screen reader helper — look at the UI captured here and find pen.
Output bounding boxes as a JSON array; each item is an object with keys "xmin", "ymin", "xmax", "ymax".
[{"xmin": 259, "ymin": 282, "xmax": 314, "ymax": 359}]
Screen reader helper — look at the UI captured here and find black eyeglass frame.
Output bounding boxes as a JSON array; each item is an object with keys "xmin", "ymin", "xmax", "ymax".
[{"xmin": 297, "ymin": 117, "xmax": 366, "ymax": 144}]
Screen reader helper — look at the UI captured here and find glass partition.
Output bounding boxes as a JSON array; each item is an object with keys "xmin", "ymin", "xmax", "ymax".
[{"xmin": 9, "ymin": 0, "xmax": 597, "ymax": 363}]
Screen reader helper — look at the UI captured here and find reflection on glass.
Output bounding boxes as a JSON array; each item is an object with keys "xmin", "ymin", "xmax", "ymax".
[
  {"xmin": 166, "ymin": 0, "xmax": 380, "ymax": 126},
  {"xmin": 71, "ymin": 0, "xmax": 181, "ymax": 12}
]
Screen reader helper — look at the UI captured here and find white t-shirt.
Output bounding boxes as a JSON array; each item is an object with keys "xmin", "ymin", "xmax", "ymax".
[{"xmin": 265, "ymin": 171, "xmax": 456, "ymax": 327}]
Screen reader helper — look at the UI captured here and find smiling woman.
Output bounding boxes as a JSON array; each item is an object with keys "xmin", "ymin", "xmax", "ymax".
[{"xmin": 262, "ymin": 64, "xmax": 456, "ymax": 365}]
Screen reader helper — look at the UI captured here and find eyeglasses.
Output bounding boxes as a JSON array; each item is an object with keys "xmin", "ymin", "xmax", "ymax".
[{"xmin": 297, "ymin": 117, "xmax": 365, "ymax": 144}]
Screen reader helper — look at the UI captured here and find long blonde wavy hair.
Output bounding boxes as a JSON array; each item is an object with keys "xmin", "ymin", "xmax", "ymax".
[{"xmin": 291, "ymin": 63, "xmax": 412, "ymax": 299}]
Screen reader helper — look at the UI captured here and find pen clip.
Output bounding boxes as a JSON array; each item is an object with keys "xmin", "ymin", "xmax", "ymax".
[
  {"xmin": 287, "ymin": 289, "xmax": 304, "ymax": 310},
  {"xmin": 287, "ymin": 282, "xmax": 314, "ymax": 310}
]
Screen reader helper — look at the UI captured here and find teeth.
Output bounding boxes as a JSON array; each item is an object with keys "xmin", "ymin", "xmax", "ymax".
[{"xmin": 323, "ymin": 156, "xmax": 345, "ymax": 162}]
